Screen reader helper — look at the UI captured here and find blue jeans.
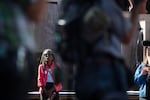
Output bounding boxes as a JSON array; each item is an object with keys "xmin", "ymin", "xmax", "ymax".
[{"xmin": 75, "ymin": 56, "xmax": 129, "ymax": 100}]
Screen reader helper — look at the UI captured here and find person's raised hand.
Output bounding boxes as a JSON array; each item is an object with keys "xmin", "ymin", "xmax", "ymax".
[{"xmin": 142, "ymin": 67, "xmax": 149, "ymax": 75}]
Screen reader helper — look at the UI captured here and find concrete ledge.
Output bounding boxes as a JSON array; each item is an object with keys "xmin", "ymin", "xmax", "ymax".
[
  {"xmin": 28, "ymin": 91, "xmax": 76, "ymax": 100},
  {"xmin": 28, "ymin": 91, "xmax": 139, "ymax": 100}
]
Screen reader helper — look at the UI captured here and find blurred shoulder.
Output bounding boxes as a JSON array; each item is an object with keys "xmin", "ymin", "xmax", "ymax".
[{"xmin": 55, "ymin": 63, "xmax": 61, "ymax": 67}]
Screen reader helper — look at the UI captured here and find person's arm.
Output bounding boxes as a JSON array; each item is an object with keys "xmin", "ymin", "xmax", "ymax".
[
  {"xmin": 37, "ymin": 65, "xmax": 45, "ymax": 94},
  {"xmin": 14, "ymin": 0, "xmax": 47, "ymax": 23},
  {"xmin": 122, "ymin": 0, "xmax": 147, "ymax": 44},
  {"xmin": 26, "ymin": 0, "xmax": 48, "ymax": 23}
]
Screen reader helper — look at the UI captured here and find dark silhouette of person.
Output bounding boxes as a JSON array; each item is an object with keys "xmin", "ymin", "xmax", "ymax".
[
  {"xmin": 0, "ymin": 0, "xmax": 47, "ymax": 100},
  {"xmin": 56, "ymin": 0, "xmax": 147, "ymax": 100}
]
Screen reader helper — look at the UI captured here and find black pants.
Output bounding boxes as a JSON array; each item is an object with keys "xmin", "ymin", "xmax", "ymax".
[
  {"xmin": 41, "ymin": 83, "xmax": 59, "ymax": 100},
  {"xmin": 75, "ymin": 53, "xmax": 130, "ymax": 100}
]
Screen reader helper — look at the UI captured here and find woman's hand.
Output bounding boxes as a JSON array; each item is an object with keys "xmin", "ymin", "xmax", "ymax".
[
  {"xmin": 39, "ymin": 87, "xmax": 46, "ymax": 94},
  {"xmin": 142, "ymin": 67, "xmax": 150, "ymax": 75}
]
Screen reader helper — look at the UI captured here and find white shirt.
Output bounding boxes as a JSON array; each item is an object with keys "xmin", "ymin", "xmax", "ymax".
[{"xmin": 46, "ymin": 69, "xmax": 54, "ymax": 83}]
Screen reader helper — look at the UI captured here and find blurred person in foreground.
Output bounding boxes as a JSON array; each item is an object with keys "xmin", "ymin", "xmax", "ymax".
[
  {"xmin": 56, "ymin": 0, "xmax": 147, "ymax": 100},
  {"xmin": 0, "ymin": 0, "xmax": 47, "ymax": 100},
  {"xmin": 134, "ymin": 41, "xmax": 150, "ymax": 100}
]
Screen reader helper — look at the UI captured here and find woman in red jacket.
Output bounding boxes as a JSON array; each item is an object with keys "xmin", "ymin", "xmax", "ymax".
[{"xmin": 37, "ymin": 49, "xmax": 63, "ymax": 100}]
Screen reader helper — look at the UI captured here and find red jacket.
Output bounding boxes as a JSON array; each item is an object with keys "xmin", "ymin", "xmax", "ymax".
[{"xmin": 37, "ymin": 62, "xmax": 62, "ymax": 92}]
